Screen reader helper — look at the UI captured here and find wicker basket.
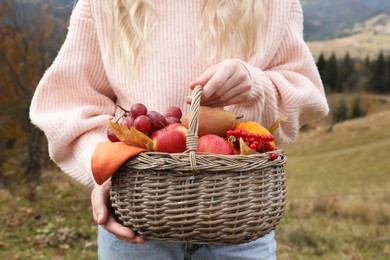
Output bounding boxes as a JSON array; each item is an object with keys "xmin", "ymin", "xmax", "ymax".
[{"xmin": 110, "ymin": 85, "xmax": 287, "ymax": 246}]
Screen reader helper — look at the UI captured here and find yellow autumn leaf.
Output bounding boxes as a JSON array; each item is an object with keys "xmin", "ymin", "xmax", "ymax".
[
  {"xmin": 109, "ymin": 121, "xmax": 154, "ymax": 150},
  {"xmin": 239, "ymin": 138, "xmax": 258, "ymax": 155},
  {"xmin": 268, "ymin": 116, "xmax": 288, "ymax": 134}
]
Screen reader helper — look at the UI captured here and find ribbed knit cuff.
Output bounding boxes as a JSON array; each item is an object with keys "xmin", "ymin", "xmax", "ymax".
[
  {"xmin": 232, "ymin": 59, "xmax": 253, "ymax": 88},
  {"xmin": 232, "ymin": 59, "xmax": 265, "ymax": 109}
]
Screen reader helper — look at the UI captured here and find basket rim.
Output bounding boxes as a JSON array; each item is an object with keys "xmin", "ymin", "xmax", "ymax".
[{"xmin": 118, "ymin": 148, "xmax": 286, "ymax": 173}]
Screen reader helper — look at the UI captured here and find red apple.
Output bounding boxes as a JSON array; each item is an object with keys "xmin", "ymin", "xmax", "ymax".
[
  {"xmin": 151, "ymin": 123, "xmax": 188, "ymax": 153},
  {"xmin": 197, "ymin": 134, "xmax": 234, "ymax": 155}
]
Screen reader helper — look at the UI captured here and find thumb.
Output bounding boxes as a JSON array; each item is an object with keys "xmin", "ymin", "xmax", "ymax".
[
  {"xmin": 91, "ymin": 185, "xmax": 110, "ymax": 225},
  {"xmin": 96, "ymin": 209, "xmax": 107, "ymax": 225}
]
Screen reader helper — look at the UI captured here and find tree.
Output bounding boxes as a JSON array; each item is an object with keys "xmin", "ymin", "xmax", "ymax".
[
  {"xmin": 387, "ymin": 55, "xmax": 390, "ymax": 93},
  {"xmin": 0, "ymin": 1, "xmax": 69, "ymax": 198},
  {"xmin": 322, "ymin": 52, "xmax": 338, "ymax": 92},
  {"xmin": 349, "ymin": 96, "xmax": 365, "ymax": 119},
  {"xmin": 337, "ymin": 52, "xmax": 356, "ymax": 92},
  {"xmin": 364, "ymin": 55, "xmax": 371, "ymax": 69},
  {"xmin": 332, "ymin": 99, "xmax": 348, "ymax": 124},
  {"xmin": 316, "ymin": 52, "xmax": 326, "ymax": 83},
  {"xmin": 368, "ymin": 52, "xmax": 389, "ymax": 93},
  {"xmin": 357, "ymin": 55, "xmax": 371, "ymax": 92}
]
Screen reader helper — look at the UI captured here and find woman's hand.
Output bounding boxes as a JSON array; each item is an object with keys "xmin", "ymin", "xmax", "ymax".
[
  {"xmin": 186, "ymin": 59, "xmax": 252, "ymax": 107},
  {"xmin": 91, "ymin": 181, "xmax": 146, "ymax": 244}
]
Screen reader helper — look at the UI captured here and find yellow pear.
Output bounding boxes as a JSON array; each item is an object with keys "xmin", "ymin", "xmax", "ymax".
[{"xmin": 182, "ymin": 106, "xmax": 238, "ymax": 137}]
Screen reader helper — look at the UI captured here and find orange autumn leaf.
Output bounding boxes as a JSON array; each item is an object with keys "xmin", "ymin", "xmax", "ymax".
[
  {"xmin": 109, "ymin": 121, "xmax": 154, "ymax": 150},
  {"xmin": 239, "ymin": 138, "xmax": 258, "ymax": 155},
  {"xmin": 268, "ymin": 116, "xmax": 288, "ymax": 135},
  {"xmin": 227, "ymin": 135, "xmax": 240, "ymax": 155}
]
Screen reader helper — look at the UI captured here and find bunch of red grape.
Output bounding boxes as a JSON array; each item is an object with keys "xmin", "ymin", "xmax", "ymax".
[
  {"xmin": 107, "ymin": 103, "xmax": 183, "ymax": 142},
  {"xmin": 226, "ymin": 128, "xmax": 275, "ymax": 153}
]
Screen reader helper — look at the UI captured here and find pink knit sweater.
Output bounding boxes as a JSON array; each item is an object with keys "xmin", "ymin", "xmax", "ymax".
[{"xmin": 30, "ymin": 0, "xmax": 329, "ymax": 186}]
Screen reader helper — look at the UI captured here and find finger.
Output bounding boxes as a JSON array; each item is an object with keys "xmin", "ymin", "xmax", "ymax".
[
  {"xmin": 103, "ymin": 215, "xmax": 135, "ymax": 239},
  {"xmin": 204, "ymin": 91, "xmax": 249, "ymax": 107},
  {"xmin": 188, "ymin": 60, "xmax": 248, "ymax": 105},
  {"xmin": 201, "ymin": 65, "xmax": 235, "ymax": 101},
  {"xmin": 119, "ymin": 235, "xmax": 147, "ymax": 244},
  {"xmin": 186, "ymin": 68, "xmax": 237, "ymax": 106},
  {"xmin": 185, "ymin": 95, "xmax": 192, "ymax": 104},
  {"xmin": 102, "ymin": 216, "xmax": 146, "ymax": 244},
  {"xmin": 91, "ymin": 185, "xmax": 109, "ymax": 225},
  {"xmin": 207, "ymin": 70, "xmax": 251, "ymax": 102},
  {"xmin": 189, "ymin": 64, "xmax": 219, "ymax": 90},
  {"xmin": 204, "ymin": 93, "xmax": 250, "ymax": 107}
]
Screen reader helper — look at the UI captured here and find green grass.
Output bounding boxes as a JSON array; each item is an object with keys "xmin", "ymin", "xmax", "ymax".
[
  {"xmin": 276, "ymin": 110, "xmax": 390, "ymax": 259},
  {"xmin": 1, "ymin": 110, "xmax": 389, "ymax": 259},
  {"xmin": 0, "ymin": 175, "xmax": 97, "ymax": 260}
]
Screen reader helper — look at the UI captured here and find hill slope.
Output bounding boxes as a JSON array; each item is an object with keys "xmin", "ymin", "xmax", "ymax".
[
  {"xmin": 302, "ymin": 0, "xmax": 390, "ymax": 40},
  {"xmin": 307, "ymin": 13, "xmax": 390, "ymax": 59}
]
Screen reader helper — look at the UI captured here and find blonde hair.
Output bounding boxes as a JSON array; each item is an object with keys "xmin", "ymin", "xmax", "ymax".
[{"xmin": 104, "ymin": 0, "xmax": 267, "ymax": 75}]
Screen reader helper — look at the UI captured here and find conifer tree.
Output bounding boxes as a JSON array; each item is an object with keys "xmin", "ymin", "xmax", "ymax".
[
  {"xmin": 369, "ymin": 52, "xmax": 387, "ymax": 93},
  {"xmin": 333, "ymin": 99, "xmax": 348, "ymax": 123},
  {"xmin": 337, "ymin": 52, "xmax": 356, "ymax": 92},
  {"xmin": 359, "ymin": 55, "xmax": 371, "ymax": 92},
  {"xmin": 364, "ymin": 55, "xmax": 370, "ymax": 68},
  {"xmin": 323, "ymin": 52, "xmax": 338, "ymax": 92},
  {"xmin": 316, "ymin": 52, "xmax": 326, "ymax": 82},
  {"xmin": 349, "ymin": 97, "xmax": 365, "ymax": 119},
  {"xmin": 386, "ymin": 55, "xmax": 390, "ymax": 93}
]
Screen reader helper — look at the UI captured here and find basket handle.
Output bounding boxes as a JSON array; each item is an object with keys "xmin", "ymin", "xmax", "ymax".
[{"xmin": 185, "ymin": 85, "xmax": 203, "ymax": 171}]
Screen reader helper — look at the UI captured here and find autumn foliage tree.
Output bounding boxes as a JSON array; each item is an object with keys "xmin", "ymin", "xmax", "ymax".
[{"xmin": 0, "ymin": 0, "xmax": 70, "ymax": 197}]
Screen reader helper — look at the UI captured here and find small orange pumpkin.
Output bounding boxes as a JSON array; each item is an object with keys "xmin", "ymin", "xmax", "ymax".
[{"xmin": 234, "ymin": 121, "xmax": 276, "ymax": 149}]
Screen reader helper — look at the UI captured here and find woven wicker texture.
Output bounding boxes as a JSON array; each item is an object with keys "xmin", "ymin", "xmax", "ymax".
[{"xmin": 110, "ymin": 86, "xmax": 287, "ymax": 245}]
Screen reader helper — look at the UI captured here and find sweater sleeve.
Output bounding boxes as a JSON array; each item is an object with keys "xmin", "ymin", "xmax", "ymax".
[
  {"xmin": 230, "ymin": 0, "xmax": 329, "ymax": 144},
  {"xmin": 29, "ymin": 0, "xmax": 115, "ymax": 186}
]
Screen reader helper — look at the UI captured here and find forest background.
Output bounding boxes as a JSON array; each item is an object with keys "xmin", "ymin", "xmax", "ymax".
[{"xmin": 0, "ymin": 0, "xmax": 389, "ymax": 259}]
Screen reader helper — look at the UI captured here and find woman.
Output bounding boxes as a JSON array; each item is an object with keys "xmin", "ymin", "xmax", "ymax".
[{"xmin": 30, "ymin": 0, "xmax": 329, "ymax": 259}]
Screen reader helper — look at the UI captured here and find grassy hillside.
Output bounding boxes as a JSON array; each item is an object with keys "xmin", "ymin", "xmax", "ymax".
[
  {"xmin": 303, "ymin": 0, "xmax": 374, "ymax": 41},
  {"xmin": 0, "ymin": 95, "xmax": 389, "ymax": 259},
  {"xmin": 308, "ymin": 32, "xmax": 390, "ymax": 60},
  {"xmin": 302, "ymin": 0, "xmax": 390, "ymax": 41},
  {"xmin": 307, "ymin": 13, "xmax": 390, "ymax": 60},
  {"xmin": 277, "ymin": 97, "xmax": 390, "ymax": 259}
]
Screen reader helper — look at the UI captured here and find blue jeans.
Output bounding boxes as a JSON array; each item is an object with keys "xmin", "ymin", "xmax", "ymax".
[{"xmin": 98, "ymin": 226, "xmax": 276, "ymax": 260}]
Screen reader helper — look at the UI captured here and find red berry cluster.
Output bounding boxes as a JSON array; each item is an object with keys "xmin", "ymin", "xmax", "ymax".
[
  {"xmin": 226, "ymin": 128, "xmax": 275, "ymax": 153},
  {"xmin": 107, "ymin": 103, "xmax": 183, "ymax": 142}
]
